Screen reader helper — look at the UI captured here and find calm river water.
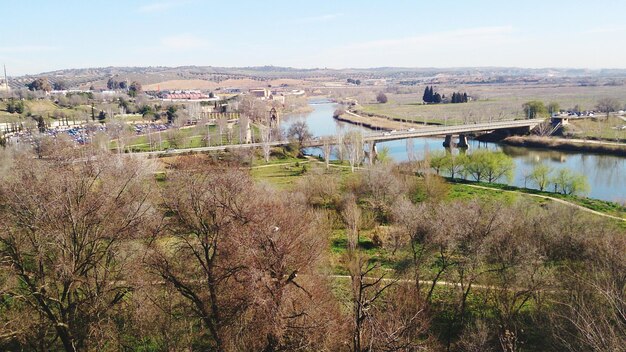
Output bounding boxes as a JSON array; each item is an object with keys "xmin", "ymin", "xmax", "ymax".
[{"xmin": 282, "ymin": 100, "xmax": 626, "ymax": 203}]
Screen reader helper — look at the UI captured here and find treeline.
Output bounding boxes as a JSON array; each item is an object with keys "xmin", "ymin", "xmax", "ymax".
[
  {"xmin": 429, "ymin": 149, "xmax": 589, "ymax": 195},
  {"xmin": 4, "ymin": 98, "xmax": 24, "ymax": 114},
  {"xmin": 0, "ymin": 146, "xmax": 623, "ymax": 351},
  {"xmin": 107, "ymin": 77, "xmax": 142, "ymax": 97},
  {"xmin": 423, "ymin": 86, "xmax": 469, "ymax": 104},
  {"xmin": 450, "ymin": 91, "xmax": 468, "ymax": 103}
]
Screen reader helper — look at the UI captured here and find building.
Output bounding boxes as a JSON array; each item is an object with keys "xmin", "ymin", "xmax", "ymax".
[
  {"xmin": 249, "ymin": 88, "xmax": 271, "ymax": 99},
  {"xmin": 162, "ymin": 91, "xmax": 220, "ymax": 102}
]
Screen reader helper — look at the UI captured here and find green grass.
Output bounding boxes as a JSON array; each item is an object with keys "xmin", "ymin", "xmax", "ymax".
[
  {"xmin": 447, "ymin": 182, "xmax": 521, "ymax": 203},
  {"xmin": 250, "ymin": 161, "xmax": 310, "ymax": 189},
  {"xmin": 446, "ymin": 178, "xmax": 626, "ymax": 219},
  {"xmin": 566, "ymin": 115, "xmax": 626, "ymax": 142},
  {"xmin": 118, "ymin": 124, "xmax": 261, "ymax": 152}
]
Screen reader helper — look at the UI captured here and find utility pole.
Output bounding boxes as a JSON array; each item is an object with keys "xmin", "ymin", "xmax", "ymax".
[{"xmin": 3, "ymin": 64, "xmax": 8, "ymax": 91}]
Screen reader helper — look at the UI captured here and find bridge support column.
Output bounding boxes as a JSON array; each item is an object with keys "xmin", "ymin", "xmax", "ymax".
[
  {"xmin": 457, "ymin": 134, "xmax": 469, "ymax": 149},
  {"xmin": 443, "ymin": 134, "xmax": 453, "ymax": 148},
  {"xmin": 368, "ymin": 142, "xmax": 377, "ymax": 165}
]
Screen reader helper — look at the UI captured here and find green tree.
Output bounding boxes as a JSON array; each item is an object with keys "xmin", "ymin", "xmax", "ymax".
[
  {"xmin": 166, "ymin": 106, "xmax": 177, "ymax": 123},
  {"xmin": 27, "ymin": 77, "xmax": 52, "ymax": 92},
  {"xmin": 483, "ymin": 152, "xmax": 515, "ymax": 183},
  {"xmin": 442, "ymin": 153, "xmax": 468, "ymax": 179},
  {"xmin": 6, "ymin": 98, "xmax": 25, "ymax": 114},
  {"xmin": 107, "ymin": 77, "xmax": 118, "ymax": 89},
  {"xmin": 464, "ymin": 150, "xmax": 491, "ymax": 182},
  {"xmin": 97, "ymin": 110, "xmax": 107, "ymax": 122},
  {"xmin": 429, "ymin": 150, "xmax": 448, "ymax": 175},
  {"xmin": 423, "ymin": 86, "xmax": 431, "ymax": 103},
  {"xmin": 522, "ymin": 101, "xmax": 548, "ymax": 119},
  {"xmin": 551, "ymin": 168, "xmax": 589, "ymax": 195},
  {"xmin": 52, "ymin": 80, "xmax": 68, "ymax": 91},
  {"xmin": 529, "ymin": 163, "xmax": 552, "ymax": 191},
  {"xmin": 128, "ymin": 81, "xmax": 142, "ymax": 97}
]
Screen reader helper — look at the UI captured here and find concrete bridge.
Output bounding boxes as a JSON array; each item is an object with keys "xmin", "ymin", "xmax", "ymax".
[
  {"xmin": 356, "ymin": 118, "xmax": 544, "ymax": 144},
  {"xmin": 131, "ymin": 119, "xmax": 544, "ymax": 158},
  {"xmin": 310, "ymin": 118, "xmax": 545, "ymax": 162}
]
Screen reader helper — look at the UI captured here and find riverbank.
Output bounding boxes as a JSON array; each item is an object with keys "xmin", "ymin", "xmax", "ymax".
[
  {"xmin": 445, "ymin": 178, "xmax": 626, "ymax": 222},
  {"xmin": 334, "ymin": 110, "xmax": 416, "ymax": 131},
  {"xmin": 502, "ymin": 136, "xmax": 626, "ymax": 157}
]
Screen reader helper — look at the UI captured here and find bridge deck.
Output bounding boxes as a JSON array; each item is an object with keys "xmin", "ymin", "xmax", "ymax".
[
  {"xmin": 135, "ymin": 119, "xmax": 544, "ymax": 157},
  {"xmin": 358, "ymin": 119, "xmax": 544, "ymax": 143}
]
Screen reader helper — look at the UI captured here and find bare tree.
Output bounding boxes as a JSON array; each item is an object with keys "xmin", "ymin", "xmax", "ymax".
[
  {"xmin": 259, "ymin": 125, "xmax": 272, "ymax": 163},
  {"xmin": 0, "ymin": 155, "xmax": 156, "ymax": 352},
  {"xmin": 343, "ymin": 130, "xmax": 364, "ymax": 172},
  {"xmin": 146, "ymin": 159, "xmax": 341, "ymax": 351},
  {"xmin": 595, "ymin": 97, "xmax": 620, "ymax": 119},
  {"xmin": 238, "ymin": 114, "xmax": 250, "ymax": 143},
  {"xmin": 286, "ymin": 121, "xmax": 312, "ymax": 156},
  {"xmin": 216, "ymin": 116, "xmax": 228, "ymax": 145},
  {"xmin": 321, "ymin": 136, "xmax": 334, "ymax": 169}
]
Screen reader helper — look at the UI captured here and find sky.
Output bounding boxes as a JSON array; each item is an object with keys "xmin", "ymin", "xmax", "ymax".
[{"xmin": 2, "ymin": 0, "xmax": 626, "ymax": 75}]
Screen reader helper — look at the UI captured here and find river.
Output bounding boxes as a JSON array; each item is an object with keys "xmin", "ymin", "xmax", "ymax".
[{"xmin": 282, "ymin": 100, "xmax": 626, "ymax": 203}]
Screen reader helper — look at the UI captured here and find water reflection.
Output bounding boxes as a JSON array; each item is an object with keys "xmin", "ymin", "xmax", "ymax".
[{"xmin": 282, "ymin": 102, "xmax": 626, "ymax": 203}]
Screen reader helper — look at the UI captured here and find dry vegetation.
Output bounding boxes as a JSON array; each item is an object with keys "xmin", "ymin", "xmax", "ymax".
[
  {"xmin": 356, "ymin": 84, "xmax": 626, "ymax": 125},
  {"xmin": 0, "ymin": 140, "xmax": 624, "ymax": 352}
]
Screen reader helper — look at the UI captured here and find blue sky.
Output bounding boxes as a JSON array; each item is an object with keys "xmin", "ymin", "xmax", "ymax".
[{"xmin": 2, "ymin": 0, "xmax": 626, "ymax": 75}]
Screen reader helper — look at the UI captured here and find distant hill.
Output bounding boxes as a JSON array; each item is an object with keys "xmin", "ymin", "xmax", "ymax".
[{"xmin": 5, "ymin": 66, "xmax": 626, "ymax": 91}]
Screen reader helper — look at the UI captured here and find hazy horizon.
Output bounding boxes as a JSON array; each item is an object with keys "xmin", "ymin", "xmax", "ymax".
[
  {"xmin": 3, "ymin": 0, "xmax": 626, "ymax": 75},
  {"xmin": 10, "ymin": 64, "xmax": 626, "ymax": 78}
]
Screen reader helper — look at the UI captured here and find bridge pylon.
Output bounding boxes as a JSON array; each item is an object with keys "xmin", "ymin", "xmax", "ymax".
[
  {"xmin": 457, "ymin": 134, "xmax": 469, "ymax": 148},
  {"xmin": 443, "ymin": 135, "xmax": 454, "ymax": 148}
]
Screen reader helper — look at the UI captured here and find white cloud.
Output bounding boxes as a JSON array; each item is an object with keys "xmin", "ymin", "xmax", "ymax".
[{"xmin": 160, "ymin": 34, "xmax": 208, "ymax": 50}]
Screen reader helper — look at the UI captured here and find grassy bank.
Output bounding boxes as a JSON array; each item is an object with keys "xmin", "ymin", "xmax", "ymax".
[
  {"xmin": 503, "ymin": 135, "xmax": 626, "ymax": 156},
  {"xmin": 445, "ymin": 178, "xmax": 626, "ymax": 220}
]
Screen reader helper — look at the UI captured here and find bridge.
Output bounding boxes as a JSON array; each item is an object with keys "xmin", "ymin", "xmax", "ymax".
[
  {"xmin": 357, "ymin": 118, "xmax": 544, "ymax": 144},
  {"xmin": 132, "ymin": 119, "xmax": 545, "ymax": 158}
]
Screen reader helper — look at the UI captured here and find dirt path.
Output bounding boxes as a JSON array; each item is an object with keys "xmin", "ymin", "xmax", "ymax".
[{"xmin": 250, "ymin": 160, "xmax": 311, "ymax": 169}]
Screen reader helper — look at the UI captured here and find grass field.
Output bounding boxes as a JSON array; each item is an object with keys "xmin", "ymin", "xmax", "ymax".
[
  {"xmin": 120, "ymin": 124, "xmax": 261, "ymax": 152},
  {"xmin": 359, "ymin": 83, "xmax": 626, "ymax": 125},
  {"xmin": 447, "ymin": 178, "xmax": 626, "ymax": 220},
  {"xmin": 566, "ymin": 115, "xmax": 626, "ymax": 141},
  {"xmin": 0, "ymin": 100, "xmax": 84, "ymax": 124}
]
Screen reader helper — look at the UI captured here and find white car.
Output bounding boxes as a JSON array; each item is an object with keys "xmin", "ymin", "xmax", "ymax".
[{"xmin": 407, "ymin": 128, "xmax": 416, "ymax": 132}]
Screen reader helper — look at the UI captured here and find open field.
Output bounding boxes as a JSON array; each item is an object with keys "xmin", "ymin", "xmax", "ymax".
[
  {"xmin": 566, "ymin": 115, "xmax": 626, "ymax": 141},
  {"xmin": 143, "ymin": 78, "xmax": 308, "ymax": 91},
  {"xmin": 359, "ymin": 83, "xmax": 626, "ymax": 125},
  {"xmin": 116, "ymin": 124, "xmax": 260, "ymax": 152}
]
